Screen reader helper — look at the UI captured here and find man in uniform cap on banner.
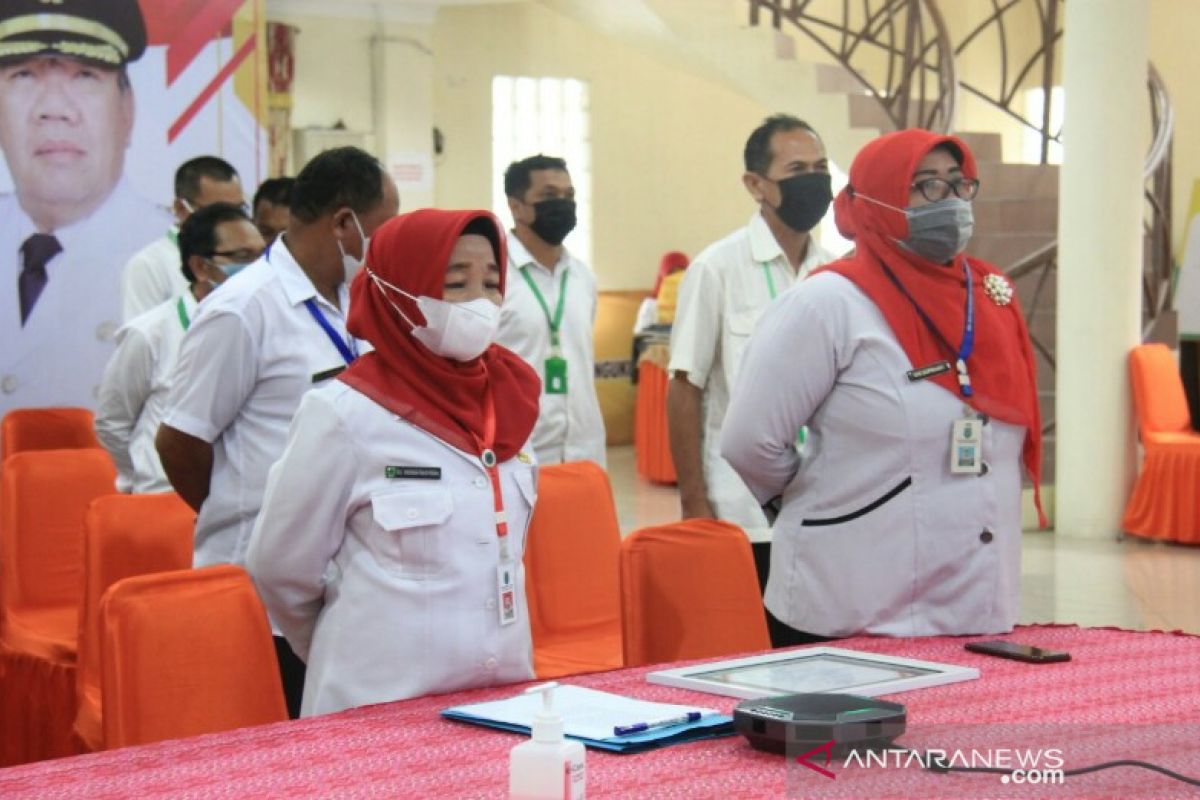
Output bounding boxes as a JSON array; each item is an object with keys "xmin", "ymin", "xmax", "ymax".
[{"xmin": 0, "ymin": 0, "xmax": 172, "ymax": 413}]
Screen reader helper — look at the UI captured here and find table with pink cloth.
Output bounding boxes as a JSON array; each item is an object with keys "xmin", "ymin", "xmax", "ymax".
[{"xmin": 1, "ymin": 625, "xmax": 1198, "ymax": 799}]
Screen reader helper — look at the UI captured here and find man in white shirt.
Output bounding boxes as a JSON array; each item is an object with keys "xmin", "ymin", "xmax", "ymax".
[
  {"xmin": 668, "ymin": 114, "xmax": 836, "ymax": 624},
  {"xmin": 120, "ymin": 156, "xmax": 245, "ymax": 321},
  {"xmin": 96, "ymin": 203, "xmax": 264, "ymax": 493},
  {"xmin": 496, "ymin": 154, "xmax": 606, "ymax": 466},
  {"xmin": 156, "ymin": 147, "xmax": 399, "ymax": 717},
  {"xmin": 0, "ymin": 0, "xmax": 173, "ymax": 414}
]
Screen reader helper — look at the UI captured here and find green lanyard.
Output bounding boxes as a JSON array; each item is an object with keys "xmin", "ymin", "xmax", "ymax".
[
  {"xmin": 762, "ymin": 263, "xmax": 779, "ymax": 300},
  {"xmin": 176, "ymin": 297, "xmax": 190, "ymax": 331},
  {"xmin": 519, "ymin": 265, "xmax": 569, "ymax": 349}
]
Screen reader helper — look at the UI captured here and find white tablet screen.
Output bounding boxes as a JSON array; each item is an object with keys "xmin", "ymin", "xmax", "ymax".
[{"xmin": 690, "ymin": 653, "xmax": 936, "ymax": 694}]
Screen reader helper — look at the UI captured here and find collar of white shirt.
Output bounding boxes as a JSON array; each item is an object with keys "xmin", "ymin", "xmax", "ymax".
[
  {"xmin": 270, "ymin": 235, "xmax": 348, "ymax": 311},
  {"xmin": 507, "ymin": 231, "xmax": 575, "ymax": 275},
  {"xmin": 747, "ymin": 210, "xmax": 832, "ymax": 276}
]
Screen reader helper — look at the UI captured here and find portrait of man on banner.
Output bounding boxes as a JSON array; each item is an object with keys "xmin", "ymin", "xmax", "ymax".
[{"xmin": 0, "ymin": 0, "xmax": 266, "ymax": 414}]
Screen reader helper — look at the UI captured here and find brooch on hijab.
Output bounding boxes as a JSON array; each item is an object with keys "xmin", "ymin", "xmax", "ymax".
[{"xmin": 983, "ymin": 274, "xmax": 1014, "ymax": 306}]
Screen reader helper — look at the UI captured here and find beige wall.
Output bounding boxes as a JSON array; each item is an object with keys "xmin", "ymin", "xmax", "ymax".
[{"xmin": 431, "ymin": 3, "xmax": 769, "ymax": 290}]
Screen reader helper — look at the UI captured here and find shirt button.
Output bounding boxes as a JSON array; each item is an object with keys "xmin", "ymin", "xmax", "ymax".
[
  {"xmin": 474, "ymin": 476, "xmax": 488, "ymax": 489},
  {"xmin": 979, "ymin": 530, "xmax": 994, "ymax": 543},
  {"xmin": 486, "ymin": 598, "xmax": 497, "ymax": 610},
  {"xmin": 95, "ymin": 321, "xmax": 118, "ymax": 341},
  {"xmin": 406, "ymin": 508, "xmax": 419, "ymax": 520},
  {"xmin": 1, "ymin": 375, "xmax": 18, "ymax": 394},
  {"xmin": 484, "ymin": 657, "xmax": 498, "ymax": 670},
  {"xmin": 979, "ymin": 462, "xmax": 990, "ymax": 477}
]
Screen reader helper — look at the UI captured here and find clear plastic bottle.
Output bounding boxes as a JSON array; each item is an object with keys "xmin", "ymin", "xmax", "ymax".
[{"xmin": 509, "ymin": 682, "xmax": 586, "ymax": 800}]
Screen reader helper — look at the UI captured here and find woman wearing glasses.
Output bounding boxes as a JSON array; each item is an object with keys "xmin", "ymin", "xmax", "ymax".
[{"xmin": 720, "ymin": 129, "xmax": 1044, "ymax": 641}]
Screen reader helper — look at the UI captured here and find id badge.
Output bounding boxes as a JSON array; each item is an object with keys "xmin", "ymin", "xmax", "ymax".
[
  {"xmin": 544, "ymin": 355, "xmax": 568, "ymax": 395},
  {"xmin": 950, "ymin": 418, "xmax": 983, "ymax": 474},
  {"xmin": 497, "ymin": 559, "xmax": 518, "ymax": 626}
]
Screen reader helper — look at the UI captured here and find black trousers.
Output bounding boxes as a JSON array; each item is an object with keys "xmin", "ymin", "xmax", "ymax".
[
  {"xmin": 273, "ymin": 636, "xmax": 307, "ymax": 720},
  {"xmin": 751, "ymin": 540, "xmax": 834, "ymax": 649}
]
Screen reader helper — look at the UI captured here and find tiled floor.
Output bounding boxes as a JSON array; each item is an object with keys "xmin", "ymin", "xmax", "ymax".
[{"xmin": 606, "ymin": 445, "xmax": 1200, "ymax": 636}]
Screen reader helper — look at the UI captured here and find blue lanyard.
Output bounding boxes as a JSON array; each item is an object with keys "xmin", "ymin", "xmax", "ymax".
[
  {"xmin": 878, "ymin": 258, "xmax": 975, "ymax": 397},
  {"xmin": 303, "ymin": 298, "xmax": 359, "ymax": 365}
]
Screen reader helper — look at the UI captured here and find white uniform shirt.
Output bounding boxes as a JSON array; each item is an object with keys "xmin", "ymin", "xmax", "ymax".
[
  {"xmin": 721, "ymin": 272, "xmax": 1025, "ymax": 637},
  {"xmin": 497, "ymin": 236, "xmax": 606, "ymax": 466},
  {"xmin": 246, "ymin": 382, "xmax": 538, "ymax": 717},
  {"xmin": 163, "ymin": 238, "xmax": 363, "ymax": 569},
  {"xmin": 95, "ymin": 291, "xmax": 197, "ymax": 493},
  {"xmin": 0, "ymin": 181, "xmax": 172, "ymax": 414},
  {"xmin": 121, "ymin": 228, "xmax": 188, "ymax": 321},
  {"xmin": 668, "ymin": 212, "xmax": 834, "ymax": 541}
]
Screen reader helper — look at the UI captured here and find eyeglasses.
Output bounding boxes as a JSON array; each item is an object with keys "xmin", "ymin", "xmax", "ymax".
[
  {"xmin": 207, "ymin": 248, "xmax": 263, "ymax": 263},
  {"xmin": 910, "ymin": 177, "xmax": 980, "ymax": 202}
]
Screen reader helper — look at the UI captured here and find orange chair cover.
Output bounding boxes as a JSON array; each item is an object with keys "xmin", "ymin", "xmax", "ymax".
[
  {"xmin": 634, "ymin": 359, "xmax": 677, "ymax": 485},
  {"xmin": 620, "ymin": 519, "xmax": 770, "ymax": 668},
  {"xmin": 100, "ymin": 565, "xmax": 287, "ymax": 750},
  {"xmin": 1, "ymin": 408, "xmax": 102, "ymax": 462},
  {"xmin": 523, "ymin": 461, "xmax": 624, "ymax": 679},
  {"xmin": 1122, "ymin": 344, "xmax": 1200, "ymax": 543},
  {"xmin": 0, "ymin": 449, "xmax": 117, "ymax": 765},
  {"xmin": 74, "ymin": 493, "xmax": 195, "ymax": 751}
]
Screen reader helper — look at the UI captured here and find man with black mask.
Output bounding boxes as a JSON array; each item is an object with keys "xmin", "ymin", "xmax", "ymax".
[
  {"xmin": 497, "ymin": 154, "xmax": 605, "ymax": 466},
  {"xmin": 668, "ymin": 115, "xmax": 836, "ymax": 622}
]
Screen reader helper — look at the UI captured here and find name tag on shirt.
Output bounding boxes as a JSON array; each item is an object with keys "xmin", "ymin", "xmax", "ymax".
[
  {"xmin": 907, "ymin": 360, "xmax": 952, "ymax": 382},
  {"xmin": 950, "ymin": 418, "xmax": 983, "ymax": 474},
  {"xmin": 385, "ymin": 466, "xmax": 442, "ymax": 480},
  {"xmin": 497, "ymin": 560, "xmax": 517, "ymax": 626},
  {"xmin": 311, "ymin": 366, "xmax": 345, "ymax": 383}
]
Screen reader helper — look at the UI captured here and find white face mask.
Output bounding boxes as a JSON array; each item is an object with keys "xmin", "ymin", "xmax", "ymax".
[
  {"xmin": 338, "ymin": 211, "xmax": 370, "ymax": 284},
  {"xmin": 368, "ymin": 268, "xmax": 500, "ymax": 362}
]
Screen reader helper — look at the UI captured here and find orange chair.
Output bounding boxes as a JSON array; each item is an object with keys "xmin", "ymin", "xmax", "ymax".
[
  {"xmin": 634, "ymin": 357, "xmax": 677, "ymax": 485},
  {"xmin": 0, "ymin": 449, "xmax": 117, "ymax": 765},
  {"xmin": 1122, "ymin": 343, "xmax": 1200, "ymax": 543},
  {"xmin": 1, "ymin": 408, "xmax": 102, "ymax": 462},
  {"xmin": 523, "ymin": 461, "xmax": 624, "ymax": 679},
  {"xmin": 620, "ymin": 519, "xmax": 770, "ymax": 667},
  {"xmin": 99, "ymin": 565, "xmax": 287, "ymax": 749},
  {"xmin": 74, "ymin": 493, "xmax": 195, "ymax": 751}
]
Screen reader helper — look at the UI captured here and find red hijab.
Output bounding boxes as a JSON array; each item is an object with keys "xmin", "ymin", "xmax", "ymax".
[
  {"xmin": 819, "ymin": 129, "xmax": 1045, "ymax": 525},
  {"xmin": 339, "ymin": 209, "xmax": 540, "ymax": 461},
  {"xmin": 653, "ymin": 251, "xmax": 690, "ymax": 297}
]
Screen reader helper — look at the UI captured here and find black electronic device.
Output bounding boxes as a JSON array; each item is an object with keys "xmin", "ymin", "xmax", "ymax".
[
  {"xmin": 733, "ymin": 693, "xmax": 906, "ymax": 755},
  {"xmin": 964, "ymin": 640, "xmax": 1071, "ymax": 664}
]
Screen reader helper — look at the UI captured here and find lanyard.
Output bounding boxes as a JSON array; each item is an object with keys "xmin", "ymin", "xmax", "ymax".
[
  {"xmin": 469, "ymin": 389, "xmax": 510, "ymax": 560},
  {"xmin": 761, "ymin": 263, "xmax": 779, "ymax": 300},
  {"xmin": 519, "ymin": 265, "xmax": 569, "ymax": 349},
  {"xmin": 303, "ymin": 298, "xmax": 359, "ymax": 365},
  {"xmin": 878, "ymin": 258, "xmax": 975, "ymax": 397},
  {"xmin": 176, "ymin": 297, "xmax": 190, "ymax": 331}
]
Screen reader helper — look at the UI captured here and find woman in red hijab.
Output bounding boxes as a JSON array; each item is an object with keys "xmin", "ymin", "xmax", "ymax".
[
  {"xmin": 634, "ymin": 250, "xmax": 690, "ymax": 334},
  {"xmin": 247, "ymin": 209, "xmax": 541, "ymax": 717},
  {"xmin": 720, "ymin": 129, "xmax": 1042, "ymax": 642}
]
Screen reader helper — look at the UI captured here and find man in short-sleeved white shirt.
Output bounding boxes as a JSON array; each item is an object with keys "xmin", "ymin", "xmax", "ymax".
[
  {"xmin": 96, "ymin": 203, "xmax": 263, "ymax": 493},
  {"xmin": 496, "ymin": 155, "xmax": 606, "ymax": 466},
  {"xmin": 156, "ymin": 148, "xmax": 398, "ymax": 718},
  {"xmin": 668, "ymin": 115, "xmax": 836, "ymax": 588},
  {"xmin": 120, "ymin": 156, "xmax": 245, "ymax": 321}
]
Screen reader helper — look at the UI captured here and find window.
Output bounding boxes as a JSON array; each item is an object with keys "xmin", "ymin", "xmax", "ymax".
[
  {"xmin": 492, "ymin": 76, "xmax": 592, "ymax": 266},
  {"xmin": 1022, "ymin": 86, "xmax": 1064, "ymax": 165}
]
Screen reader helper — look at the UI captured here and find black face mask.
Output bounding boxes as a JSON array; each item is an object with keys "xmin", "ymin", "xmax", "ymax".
[
  {"xmin": 772, "ymin": 172, "xmax": 833, "ymax": 233},
  {"xmin": 530, "ymin": 198, "xmax": 577, "ymax": 246}
]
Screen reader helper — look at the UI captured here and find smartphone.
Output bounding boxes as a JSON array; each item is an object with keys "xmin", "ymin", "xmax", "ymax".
[{"xmin": 965, "ymin": 640, "xmax": 1071, "ymax": 664}]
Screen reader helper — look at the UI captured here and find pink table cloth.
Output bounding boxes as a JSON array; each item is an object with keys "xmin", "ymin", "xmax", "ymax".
[{"xmin": 1, "ymin": 625, "xmax": 1198, "ymax": 799}]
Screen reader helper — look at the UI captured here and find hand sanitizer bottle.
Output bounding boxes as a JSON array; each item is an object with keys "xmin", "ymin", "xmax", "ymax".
[{"xmin": 509, "ymin": 682, "xmax": 586, "ymax": 799}]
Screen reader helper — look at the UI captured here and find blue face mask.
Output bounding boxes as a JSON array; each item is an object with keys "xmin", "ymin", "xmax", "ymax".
[{"xmin": 205, "ymin": 260, "xmax": 251, "ymax": 288}]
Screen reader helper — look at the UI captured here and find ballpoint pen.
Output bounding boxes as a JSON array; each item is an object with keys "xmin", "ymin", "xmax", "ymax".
[{"xmin": 613, "ymin": 711, "xmax": 703, "ymax": 737}]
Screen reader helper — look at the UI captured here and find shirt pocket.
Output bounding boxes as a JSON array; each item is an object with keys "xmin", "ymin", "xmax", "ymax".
[
  {"xmin": 723, "ymin": 308, "xmax": 760, "ymax": 382},
  {"xmin": 800, "ymin": 476, "xmax": 912, "ymax": 528},
  {"xmin": 370, "ymin": 488, "xmax": 454, "ymax": 579},
  {"xmin": 507, "ymin": 465, "xmax": 538, "ymax": 558}
]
